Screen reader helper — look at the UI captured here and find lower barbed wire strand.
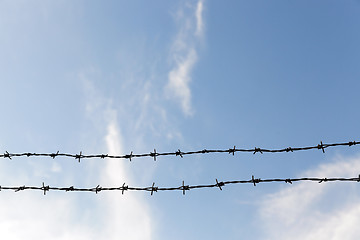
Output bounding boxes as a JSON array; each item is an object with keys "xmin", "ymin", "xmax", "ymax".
[{"xmin": 0, "ymin": 176, "xmax": 359, "ymax": 194}]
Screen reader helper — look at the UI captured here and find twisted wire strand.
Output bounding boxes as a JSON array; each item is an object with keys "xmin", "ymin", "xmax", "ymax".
[
  {"xmin": 2, "ymin": 176, "xmax": 360, "ymax": 195},
  {"xmin": 1, "ymin": 140, "xmax": 359, "ymax": 162}
]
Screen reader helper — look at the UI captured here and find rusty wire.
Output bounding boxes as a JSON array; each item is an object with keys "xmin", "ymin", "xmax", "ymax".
[
  {"xmin": 0, "ymin": 140, "xmax": 358, "ymax": 162},
  {"xmin": 1, "ymin": 175, "xmax": 360, "ymax": 195}
]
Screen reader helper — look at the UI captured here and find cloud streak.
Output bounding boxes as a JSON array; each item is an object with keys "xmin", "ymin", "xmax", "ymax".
[
  {"xmin": 195, "ymin": 0, "xmax": 204, "ymax": 37},
  {"xmin": 259, "ymin": 156, "xmax": 360, "ymax": 240},
  {"xmin": 166, "ymin": 0, "xmax": 205, "ymax": 116},
  {"xmin": 101, "ymin": 112, "xmax": 152, "ymax": 240},
  {"xmin": 81, "ymin": 74, "xmax": 153, "ymax": 240}
]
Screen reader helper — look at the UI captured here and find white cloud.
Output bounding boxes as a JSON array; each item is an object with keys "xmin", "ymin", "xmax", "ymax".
[
  {"xmin": 100, "ymin": 112, "xmax": 152, "ymax": 240},
  {"xmin": 51, "ymin": 161, "xmax": 62, "ymax": 173},
  {"xmin": 0, "ymin": 193, "xmax": 95, "ymax": 240},
  {"xmin": 80, "ymin": 74, "xmax": 153, "ymax": 240},
  {"xmin": 0, "ymin": 90, "xmax": 153, "ymax": 240},
  {"xmin": 195, "ymin": 0, "xmax": 205, "ymax": 37},
  {"xmin": 0, "ymin": 158, "xmax": 96, "ymax": 240},
  {"xmin": 166, "ymin": 0, "xmax": 205, "ymax": 116},
  {"xmin": 259, "ymin": 155, "xmax": 360, "ymax": 240},
  {"xmin": 167, "ymin": 48, "xmax": 197, "ymax": 116}
]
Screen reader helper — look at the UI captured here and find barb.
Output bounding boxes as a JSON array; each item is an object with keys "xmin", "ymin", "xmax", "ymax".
[
  {"xmin": 0, "ymin": 140, "xmax": 359, "ymax": 161},
  {"xmin": 42, "ymin": 182, "xmax": 49, "ymax": 195},
  {"xmin": 50, "ymin": 151, "xmax": 59, "ymax": 159},
  {"xmin": 4, "ymin": 151, "xmax": 11, "ymax": 160},
  {"xmin": 215, "ymin": 178, "xmax": 224, "ymax": 190},
  {"xmin": 121, "ymin": 183, "xmax": 128, "ymax": 194},
  {"xmin": 150, "ymin": 182, "xmax": 157, "ymax": 195},
  {"xmin": 1, "ymin": 175, "xmax": 360, "ymax": 194},
  {"xmin": 75, "ymin": 151, "xmax": 82, "ymax": 163},
  {"xmin": 150, "ymin": 149, "xmax": 157, "ymax": 161}
]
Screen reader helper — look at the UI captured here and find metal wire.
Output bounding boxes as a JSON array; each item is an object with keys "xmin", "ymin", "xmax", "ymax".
[
  {"xmin": 1, "ymin": 140, "xmax": 358, "ymax": 162},
  {"xmin": 2, "ymin": 175, "xmax": 360, "ymax": 195}
]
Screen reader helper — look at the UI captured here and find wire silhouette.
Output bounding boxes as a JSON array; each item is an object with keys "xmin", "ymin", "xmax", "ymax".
[
  {"xmin": 1, "ymin": 140, "xmax": 358, "ymax": 162},
  {"xmin": 1, "ymin": 175, "xmax": 360, "ymax": 195}
]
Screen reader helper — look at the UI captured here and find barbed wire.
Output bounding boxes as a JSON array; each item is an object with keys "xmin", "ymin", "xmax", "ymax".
[
  {"xmin": 1, "ymin": 175, "xmax": 360, "ymax": 195},
  {"xmin": 1, "ymin": 140, "xmax": 359, "ymax": 162}
]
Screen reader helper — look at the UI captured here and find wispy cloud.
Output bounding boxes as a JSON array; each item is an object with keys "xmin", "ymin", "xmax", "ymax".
[
  {"xmin": 101, "ymin": 112, "xmax": 152, "ymax": 240},
  {"xmin": 0, "ymin": 147, "xmax": 97, "ymax": 239},
  {"xmin": 166, "ymin": 0, "xmax": 205, "ymax": 116},
  {"xmin": 167, "ymin": 48, "xmax": 197, "ymax": 116},
  {"xmin": 195, "ymin": 0, "xmax": 205, "ymax": 37},
  {"xmin": 0, "ymin": 106, "xmax": 153, "ymax": 240},
  {"xmin": 259, "ymin": 156, "xmax": 360, "ymax": 240},
  {"xmin": 0, "ymin": 193, "xmax": 96, "ymax": 240},
  {"xmin": 80, "ymin": 73, "xmax": 153, "ymax": 240}
]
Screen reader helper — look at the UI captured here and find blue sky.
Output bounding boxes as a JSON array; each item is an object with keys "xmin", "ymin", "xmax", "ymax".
[{"xmin": 1, "ymin": 0, "xmax": 360, "ymax": 239}]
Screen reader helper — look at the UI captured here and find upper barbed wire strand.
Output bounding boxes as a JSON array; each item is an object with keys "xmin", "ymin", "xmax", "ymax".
[{"xmin": 1, "ymin": 140, "xmax": 359, "ymax": 162}]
